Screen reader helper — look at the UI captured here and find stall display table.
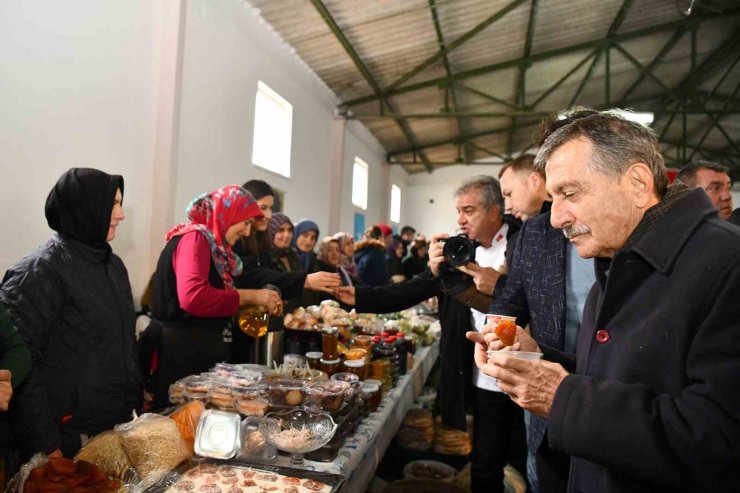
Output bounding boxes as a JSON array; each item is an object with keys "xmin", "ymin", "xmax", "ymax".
[{"xmin": 273, "ymin": 340, "xmax": 440, "ymax": 491}]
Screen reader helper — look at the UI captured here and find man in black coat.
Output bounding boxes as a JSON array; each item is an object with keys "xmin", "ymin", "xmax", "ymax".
[
  {"xmin": 337, "ymin": 176, "xmax": 524, "ymax": 493},
  {"xmin": 471, "ymin": 111, "xmax": 740, "ymax": 492},
  {"xmin": 1, "ymin": 168, "xmax": 142, "ymax": 458}
]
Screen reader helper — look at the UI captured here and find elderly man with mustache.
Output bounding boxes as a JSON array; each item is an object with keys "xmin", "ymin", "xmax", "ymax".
[{"xmin": 469, "ymin": 110, "xmax": 740, "ymax": 493}]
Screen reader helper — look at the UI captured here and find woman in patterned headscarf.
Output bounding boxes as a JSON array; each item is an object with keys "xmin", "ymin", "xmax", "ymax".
[
  {"xmin": 150, "ymin": 185, "xmax": 282, "ymax": 405},
  {"xmin": 333, "ymin": 232, "xmax": 357, "ymax": 283}
]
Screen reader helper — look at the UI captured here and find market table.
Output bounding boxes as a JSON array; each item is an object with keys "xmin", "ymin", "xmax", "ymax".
[{"xmin": 273, "ymin": 339, "xmax": 440, "ymax": 491}]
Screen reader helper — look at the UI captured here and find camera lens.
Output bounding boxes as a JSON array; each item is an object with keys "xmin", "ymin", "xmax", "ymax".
[{"xmin": 443, "ymin": 235, "xmax": 475, "ymax": 267}]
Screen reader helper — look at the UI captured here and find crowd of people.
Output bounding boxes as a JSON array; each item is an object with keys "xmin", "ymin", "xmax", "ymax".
[{"xmin": 0, "ymin": 108, "xmax": 738, "ymax": 493}]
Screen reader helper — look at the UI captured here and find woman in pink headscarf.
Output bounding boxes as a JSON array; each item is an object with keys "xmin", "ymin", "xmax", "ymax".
[{"xmin": 149, "ymin": 185, "xmax": 282, "ymax": 406}]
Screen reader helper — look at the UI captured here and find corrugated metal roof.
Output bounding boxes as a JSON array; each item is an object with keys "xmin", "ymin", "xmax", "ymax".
[{"xmin": 245, "ymin": 0, "xmax": 740, "ymax": 175}]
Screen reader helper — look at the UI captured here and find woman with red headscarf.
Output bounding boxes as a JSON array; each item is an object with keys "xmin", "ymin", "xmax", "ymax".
[{"xmin": 150, "ymin": 185, "xmax": 282, "ymax": 405}]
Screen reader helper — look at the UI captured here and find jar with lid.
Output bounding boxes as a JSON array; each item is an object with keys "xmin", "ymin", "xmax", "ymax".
[
  {"xmin": 321, "ymin": 327, "xmax": 339, "ymax": 360},
  {"xmin": 359, "ymin": 381, "xmax": 381, "ymax": 413},
  {"xmin": 353, "ymin": 334, "xmax": 373, "ymax": 355},
  {"xmin": 320, "ymin": 357, "xmax": 341, "ymax": 377},
  {"xmin": 305, "ymin": 351, "xmax": 322, "ymax": 370},
  {"xmin": 341, "ymin": 358, "xmax": 367, "ymax": 380},
  {"xmin": 374, "ymin": 340, "xmax": 398, "ymax": 386}
]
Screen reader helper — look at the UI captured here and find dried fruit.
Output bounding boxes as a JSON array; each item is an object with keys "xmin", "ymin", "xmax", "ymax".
[{"xmin": 495, "ymin": 320, "xmax": 517, "ymax": 347}]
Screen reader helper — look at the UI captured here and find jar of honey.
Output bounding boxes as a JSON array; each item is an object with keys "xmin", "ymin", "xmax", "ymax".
[
  {"xmin": 341, "ymin": 358, "xmax": 367, "ymax": 380},
  {"xmin": 321, "ymin": 327, "xmax": 339, "ymax": 360},
  {"xmin": 359, "ymin": 381, "xmax": 381, "ymax": 413},
  {"xmin": 320, "ymin": 357, "xmax": 341, "ymax": 377}
]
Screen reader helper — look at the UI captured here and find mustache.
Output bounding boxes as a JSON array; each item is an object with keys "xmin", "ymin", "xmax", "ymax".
[{"xmin": 563, "ymin": 224, "xmax": 591, "ymax": 239}]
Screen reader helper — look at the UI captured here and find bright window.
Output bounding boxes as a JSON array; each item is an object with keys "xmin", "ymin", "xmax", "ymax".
[
  {"xmin": 390, "ymin": 184, "xmax": 401, "ymax": 223},
  {"xmin": 252, "ymin": 81, "xmax": 292, "ymax": 177},
  {"xmin": 352, "ymin": 157, "xmax": 368, "ymax": 210}
]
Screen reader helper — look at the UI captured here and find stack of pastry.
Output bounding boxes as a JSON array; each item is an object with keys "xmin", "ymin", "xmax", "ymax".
[
  {"xmin": 397, "ymin": 409, "xmax": 434, "ymax": 451},
  {"xmin": 433, "ymin": 416, "xmax": 472, "ymax": 456}
]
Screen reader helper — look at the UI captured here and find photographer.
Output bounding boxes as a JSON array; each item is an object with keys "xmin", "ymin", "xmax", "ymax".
[{"xmin": 335, "ymin": 176, "xmax": 522, "ymax": 493}]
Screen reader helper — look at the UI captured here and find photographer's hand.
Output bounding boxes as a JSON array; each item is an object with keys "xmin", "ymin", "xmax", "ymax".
[
  {"xmin": 428, "ymin": 233, "xmax": 449, "ymax": 277},
  {"xmin": 457, "ymin": 262, "xmax": 502, "ymax": 295}
]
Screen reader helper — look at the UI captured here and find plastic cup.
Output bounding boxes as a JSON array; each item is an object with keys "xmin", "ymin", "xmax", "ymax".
[
  {"xmin": 487, "ymin": 350, "xmax": 543, "ymax": 363},
  {"xmin": 485, "ymin": 314, "xmax": 517, "ymax": 326}
]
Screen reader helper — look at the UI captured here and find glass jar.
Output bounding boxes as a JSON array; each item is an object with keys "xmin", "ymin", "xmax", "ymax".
[
  {"xmin": 305, "ymin": 351, "xmax": 323, "ymax": 370},
  {"xmin": 374, "ymin": 341, "xmax": 398, "ymax": 387},
  {"xmin": 321, "ymin": 327, "xmax": 339, "ymax": 360},
  {"xmin": 341, "ymin": 358, "xmax": 367, "ymax": 380},
  {"xmin": 320, "ymin": 357, "xmax": 341, "ymax": 377},
  {"xmin": 353, "ymin": 335, "xmax": 373, "ymax": 356},
  {"xmin": 359, "ymin": 381, "xmax": 381, "ymax": 413},
  {"xmin": 370, "ymin": 359, "xmax": 392, "ymax": 390}
]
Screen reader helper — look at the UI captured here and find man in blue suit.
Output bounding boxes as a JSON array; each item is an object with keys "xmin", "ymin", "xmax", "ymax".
[{"xmin": 491, "ymin": 116, "xmax": 597, "ymax": 493}]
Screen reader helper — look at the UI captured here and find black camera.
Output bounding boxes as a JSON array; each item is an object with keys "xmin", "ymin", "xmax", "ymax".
[{"xmin": 441, "ymin": 234, "xmax": 478, "ymax": 267}]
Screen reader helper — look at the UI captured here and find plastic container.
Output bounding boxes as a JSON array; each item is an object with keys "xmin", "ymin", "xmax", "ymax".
[
  {"xmin": 307, "ymin": 380, "xmax": 350, "ymax": 412},
  {"xmin": 213, "ymin": 362, "xmax": 240, "ymax": 376},
  {"xmin": 237, "ymin": 416, "xmax": 277, "ymax": 464},
  {"xmin": 168, "ymin": 380, "xmax": 186, "ymax": 404},
  {"xmin": 183, "ymin": 376, "xmax": 210, "ymax": 402},
  {"xmin": 194, "ymin": 409, "xmax": 241, "ymax": 460},
  {"xmin": 266, "ymin": 379, "xmax": 307, "ymax": 407},
  {"xmin": 331, "ymin": 372, "xmax": 363, "ymax": 402},
  {"xmin": 229, "ymin": 370, "xmax": 261, "ymax": 389},
  {"xmin": 234, "ymin": 397, "xmax": 270, "ymax": 416},
  {"xmin": 208, "ymin": 389, "xmax": 235, "ymax": 410}
]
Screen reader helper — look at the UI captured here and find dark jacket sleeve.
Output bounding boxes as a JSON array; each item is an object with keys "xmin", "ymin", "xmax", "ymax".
[
  {"xmin": 356, "ymin": 269, "xmax": 440, "ymax": 313},
  {"xmin": 488, "ymin": 223, "xmax": 532, "ymax": 327},
  {"xmin": 0, "ymin": 303, "xmax": 31, "ymax": 389},
  {"xmin": 237, "ymin": 266, "xmax": 307, "ymax": 299},
  {"xmin": 548, "ymin": 256, "xmax": 740, "ymax": 490},
  {"xmin": 0, "ymin": 259, "xmax": 64, "ymax": 453}
]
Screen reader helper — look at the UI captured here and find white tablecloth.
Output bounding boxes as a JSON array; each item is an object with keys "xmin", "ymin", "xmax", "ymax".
[{"xmin": 274, "ymin": 339, "xmax": 440, "ymax": 490}]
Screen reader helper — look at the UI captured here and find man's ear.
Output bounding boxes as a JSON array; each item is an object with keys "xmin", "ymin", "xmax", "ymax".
[
  {"xmin": 626, "ymin": 162, "xmax": 656, "ymax": 209},
  {"xmin": 528, "ymin": 171, "xmax": 542, "ymax": 191}
]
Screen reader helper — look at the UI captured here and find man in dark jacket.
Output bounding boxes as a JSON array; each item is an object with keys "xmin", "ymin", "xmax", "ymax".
[
  {"xmin": 472, "ymin": 111, "xmax": 740, "ymax": 492},
  {"xmin": 337, "ymin": 176, "xmax": 524, "ymax": 493},
  {"xmin": 1, "ymin": 168, "xmax": 142, "ymax": 458}
]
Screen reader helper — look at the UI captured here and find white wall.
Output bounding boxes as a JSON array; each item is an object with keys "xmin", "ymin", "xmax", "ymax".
[
  {"xmin": 405, "ymin": 164, "xmax": 504, "ymax": 238},
  {"xmin": 0, "ymin": 0, "xmax": 403, "ymax": 305},
  {"xmin": 174, "ymin": 0, "xmax": 404, "ymax": 240},
  {"xmin": 0, "ymin": 0, "xmax": 160, "ymax": 298},
  {"xmin": 406, "ymin": 166, "xmax": 740, "ymax": 238}
]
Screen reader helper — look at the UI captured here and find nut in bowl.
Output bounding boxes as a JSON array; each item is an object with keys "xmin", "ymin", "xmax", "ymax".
[{"xmin": 259, "ymin": 408, "xmax": 338, "ymax": 467}]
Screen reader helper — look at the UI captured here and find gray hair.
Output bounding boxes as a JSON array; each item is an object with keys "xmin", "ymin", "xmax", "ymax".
[
  {"xmin": 454, "ymin": 175, "xmax": 504, "ymax": 216},
  {"xmin": 676, "ymin": 160, "xmax": 730, "ymax": 187},
  {"xmin": 534, "ymin": 109, "xmax": 668, "ymax": 197}
]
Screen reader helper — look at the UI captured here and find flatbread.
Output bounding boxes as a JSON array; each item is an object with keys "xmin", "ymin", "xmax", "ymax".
[{"xmin": 165, "ymin": 464, "xmax": 332, "ymax": 493}]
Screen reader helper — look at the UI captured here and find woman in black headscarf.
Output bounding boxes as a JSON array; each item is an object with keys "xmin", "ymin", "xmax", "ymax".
[{"xmin": 0, "ymin": 168, "xmax": 142, "ymax": 459}]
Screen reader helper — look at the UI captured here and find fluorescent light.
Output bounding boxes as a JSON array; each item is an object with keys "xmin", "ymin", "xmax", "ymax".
[
  {"xmin": 609, "ymin": 109, "xmax": 654, "ymax": 126},
  {"xmin": 557, "ymin": 109, "xmax": 654, "ymax": 127}
]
